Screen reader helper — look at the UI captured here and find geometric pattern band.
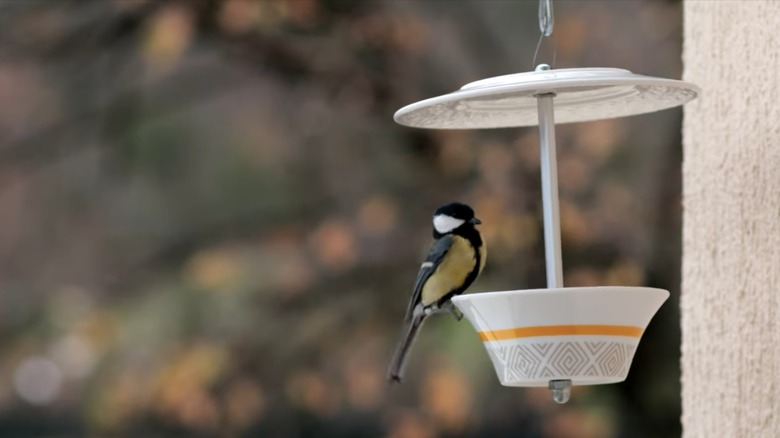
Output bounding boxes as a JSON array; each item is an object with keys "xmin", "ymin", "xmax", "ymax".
[{"xmin": 484, "ymin": 340, "xmax": 636, "ymax": 381}]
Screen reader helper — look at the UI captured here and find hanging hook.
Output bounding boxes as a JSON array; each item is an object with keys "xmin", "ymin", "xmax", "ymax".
[
  {"xmin": 533, "ymin": 0, "xmax": 556, "ymax": 70},
  {"xmin": 538, "ymin": 0, "xmax": 554, "ymax": 37}
]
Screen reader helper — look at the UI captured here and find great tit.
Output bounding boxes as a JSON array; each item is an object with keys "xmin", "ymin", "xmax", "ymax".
[{"xmin": 387, "ymin": 202, "xmax": 486, "ymax": 383}]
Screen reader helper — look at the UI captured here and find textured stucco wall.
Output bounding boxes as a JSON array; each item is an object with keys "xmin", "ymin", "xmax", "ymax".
[{"xmin": 682, "ymin": 1, "xmax": 780, "ymax": 436}]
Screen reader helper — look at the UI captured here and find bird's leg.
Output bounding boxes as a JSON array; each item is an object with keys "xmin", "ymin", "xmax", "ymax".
[{"xmin": 426, "ymin": 302, "xmax": 463, "ymax": 321}]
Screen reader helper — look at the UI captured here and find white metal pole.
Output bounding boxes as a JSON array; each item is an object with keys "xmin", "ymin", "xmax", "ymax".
[{"xmin": 536, "ymin": 93, "xmax": 564, "ymax": 289}]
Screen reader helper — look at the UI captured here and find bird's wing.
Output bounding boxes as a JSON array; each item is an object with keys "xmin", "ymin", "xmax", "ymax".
[{"xmin": 404, "ymin": 235, "xmax": 454, "ymax": 322}]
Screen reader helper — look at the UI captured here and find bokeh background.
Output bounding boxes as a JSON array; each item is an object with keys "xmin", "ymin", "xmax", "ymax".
[{"xmin": 0, "ymin": 0, "xmax": 684, "ymax": 436}]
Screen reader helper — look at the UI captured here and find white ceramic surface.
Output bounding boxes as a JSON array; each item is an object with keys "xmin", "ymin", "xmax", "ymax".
[
  {"xmin": 394, "ymin": 67, "xmax": 700, "ymax": 129},
  {"xmin": 451, "ymin": 286, "xmax": 669, "ymax": 387}
]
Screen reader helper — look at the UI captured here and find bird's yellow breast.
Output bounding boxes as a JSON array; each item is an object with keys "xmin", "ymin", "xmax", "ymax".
[{"xmin": 421, "ymin": 236, "xmax": 478, "ymax": 306}]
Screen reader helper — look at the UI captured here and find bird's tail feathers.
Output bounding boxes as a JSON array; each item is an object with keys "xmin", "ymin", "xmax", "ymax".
[{"xmin": 387, "ymin": 311, "xmax": 426, "ymax": 384}]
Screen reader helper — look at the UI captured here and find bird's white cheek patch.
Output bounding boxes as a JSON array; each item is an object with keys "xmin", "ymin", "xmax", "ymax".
[{"xmin": 433, "ymin": 215, "xmax": 465, "ymax": 234}]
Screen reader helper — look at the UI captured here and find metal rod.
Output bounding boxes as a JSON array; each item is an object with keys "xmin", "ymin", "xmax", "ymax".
[
  {"xmin": 536, "ymin": 93, "xmax": 564, "ymax": 289},
  {"xmin": 539, "ymin": 86, "xmax": 569, "ymax": 403}
]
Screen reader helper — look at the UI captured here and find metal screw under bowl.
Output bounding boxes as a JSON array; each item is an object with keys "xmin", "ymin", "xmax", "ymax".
[{"xmin": 549, "ymin": 379, "xmax": 572, "ymax": 404}]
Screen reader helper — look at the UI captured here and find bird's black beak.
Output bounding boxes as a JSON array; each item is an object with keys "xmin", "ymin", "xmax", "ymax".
[{"xmin": 470, "ymin": 217, "xmax": 482, "ymax": 225}]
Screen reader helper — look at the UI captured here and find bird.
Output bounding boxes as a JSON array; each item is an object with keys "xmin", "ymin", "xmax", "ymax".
[{"xmin": 387, "ymin": 202, "xmax": 486, "ymax": 383}]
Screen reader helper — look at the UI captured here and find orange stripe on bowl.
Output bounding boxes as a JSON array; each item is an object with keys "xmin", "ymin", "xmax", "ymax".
[{"xmin": 478, "ymin": 325, "xmax": 644, "ymax": 342}]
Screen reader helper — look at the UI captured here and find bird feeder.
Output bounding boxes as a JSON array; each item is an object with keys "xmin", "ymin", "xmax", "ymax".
[{"xmin": 393, "ymin": 0, "xmax": 699, "ymax": 404}]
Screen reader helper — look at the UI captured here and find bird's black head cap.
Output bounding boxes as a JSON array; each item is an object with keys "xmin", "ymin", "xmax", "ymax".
[{"xmin": 434, "ymin": 202, "xmax": 476, "ymax": 221}]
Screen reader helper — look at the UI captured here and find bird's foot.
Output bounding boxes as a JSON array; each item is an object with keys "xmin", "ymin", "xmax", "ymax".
[
  {"xmin": 451, "ymin": 307, "xmax": 464, "ymax": 321},
  {"xmin": 439, "ymin": 301, "xmax": 463, "ymax": 321}
]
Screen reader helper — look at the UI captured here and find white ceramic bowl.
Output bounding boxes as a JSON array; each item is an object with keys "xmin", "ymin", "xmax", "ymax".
[{"xmin": 451, "ymin": 286, "xmax": 669, "ymax": 387}]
